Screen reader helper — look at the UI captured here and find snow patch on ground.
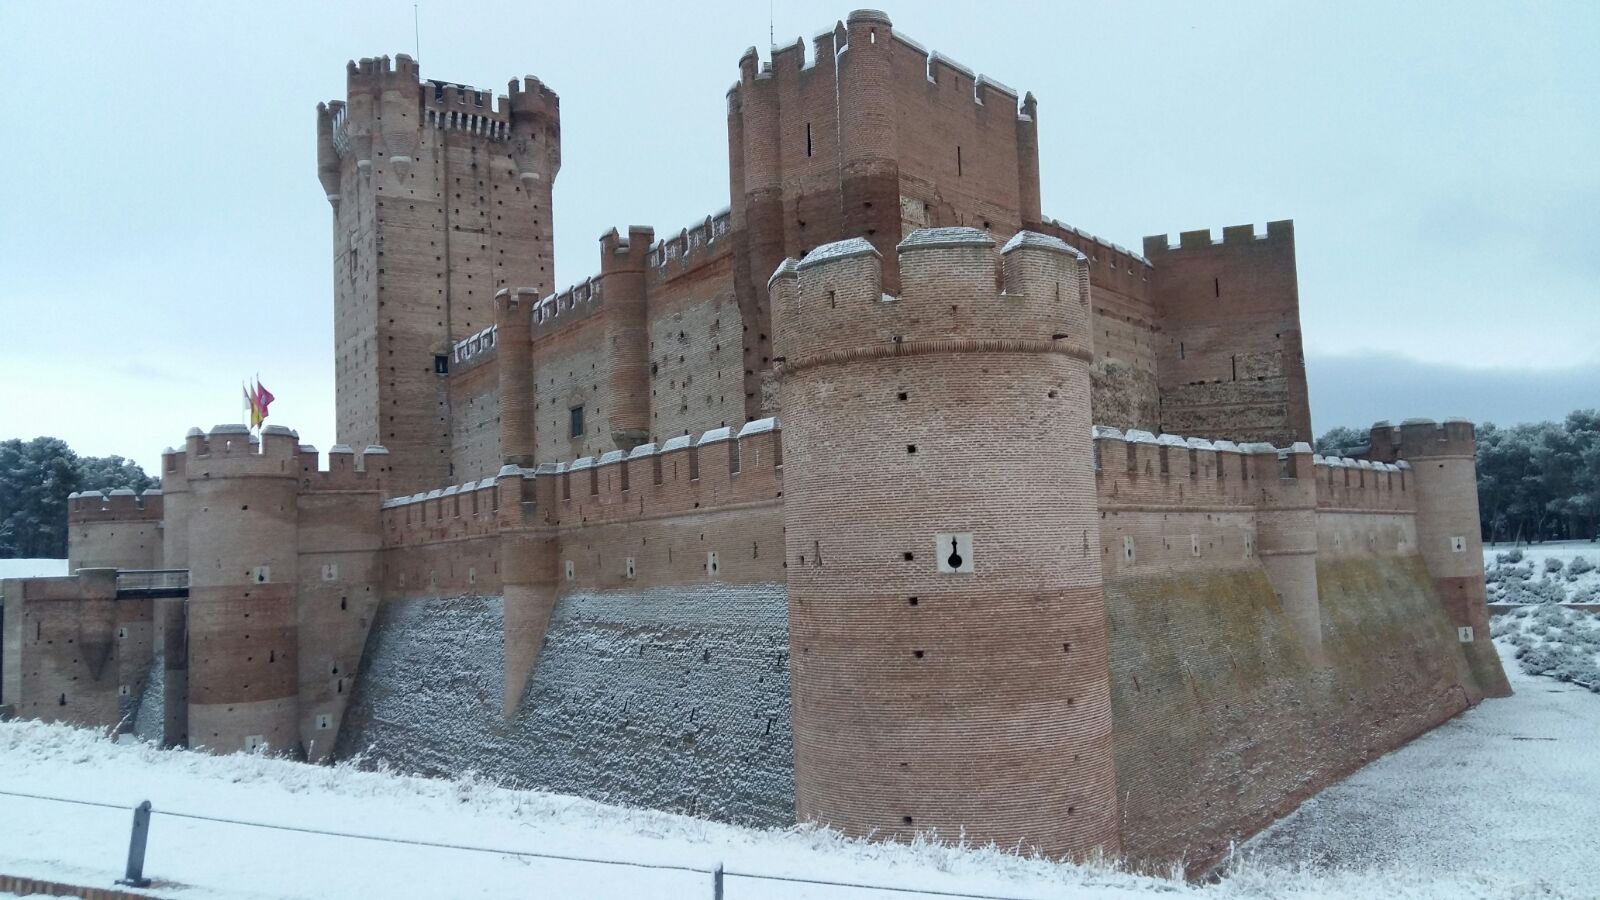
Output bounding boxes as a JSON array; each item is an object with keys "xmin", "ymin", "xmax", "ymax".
[
  {"xmin": 1483, "ymin": 540, "xmax": 1600, "ymax": 605},
  {"xmin": 1230, "ymin": 639, "xmax": 1599, "ymax": 898},
  {"xmin": 0, "ymin": 558, "xmax": 67, "ymax": 579}
]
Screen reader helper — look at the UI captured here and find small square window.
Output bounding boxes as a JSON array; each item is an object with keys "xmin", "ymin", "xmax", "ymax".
[{"xmin": 569, "ymin": 405, "xmax": 585, "ymax": 438}]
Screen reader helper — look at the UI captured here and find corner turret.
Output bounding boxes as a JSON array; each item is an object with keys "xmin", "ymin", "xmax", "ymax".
[{"xmin": 774, "ymin": 228, "xmax": 1118, "ymax": 859}]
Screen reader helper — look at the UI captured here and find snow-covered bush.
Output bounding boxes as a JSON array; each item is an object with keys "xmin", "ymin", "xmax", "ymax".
[
  {"xmin": 1497, "ymin": 577, "xmax": 1568, "ymax": 605},
  {"xmin": 1495, "ymin": 606, "xmax": 1600, "ymax": 691},
  {"xmin": 1496, "ymin": 548, "xmax": 1525, "ymax": 564},
  {"xmin": 1484, "ymin": 563, "xmax": 1532, "ymax": 585},
  {"xmin": 1569, "ymin": 555, "xmax": 1594, "ymax": 575},
  {"xmin": 1544, "ymin": 557, "xmax": 1566, "ymax": 575}
]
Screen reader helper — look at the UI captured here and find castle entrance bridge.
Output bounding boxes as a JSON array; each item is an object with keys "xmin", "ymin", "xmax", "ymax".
[{"xmin": 113, "ymin": 569, "xmax": 189, "ymax": 600}]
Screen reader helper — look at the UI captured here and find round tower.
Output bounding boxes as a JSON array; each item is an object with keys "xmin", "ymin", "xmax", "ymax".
[
  {"xmin": 494, "ymin": 288, "xmax": 537, "ymax": 467},
  {"xmin": 1373, "ymin": 418, "xmax": 1511, "ymax": 697},
  {"xmin": 184, "ymin": 424, "xmax": 303, "ymax": 754},
  {"xmin": 836, "ymin": 9, "xmax": 902, "ymax": 292},
  {"xmin": 772, "ymin": 227, "xmax": 1120, "ymax": 859},
  {"xmin": 600, "ymin": 227, "xmax": 654, "ymax": 451}
]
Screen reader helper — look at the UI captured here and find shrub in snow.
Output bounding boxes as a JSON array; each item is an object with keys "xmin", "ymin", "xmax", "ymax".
[
  {"xmin": 1570, "ymin": 584, "xmax": 1600, "ymax": 605},
  {"xmin": 1496, "ymin": 548, "xmax": 1525, "ymax": 564},
  {"xmin": 1485, "ymin": 563, "xmax": 1532, "ymax": 585},
  {"xmin": 1569, "ymin": 555, "xmax": 1594, "ymax": 575},
  {"xmin": 1544, "ymin": 557, "xmax": 1566, "ymax": 575},
  {"xmin": 1499, "ymin": 577, "xmax": 1568, "ymax": 605},
  {"xmin": 1495, "ymin": 606, "xmax": 1600, "ymax": 692}
]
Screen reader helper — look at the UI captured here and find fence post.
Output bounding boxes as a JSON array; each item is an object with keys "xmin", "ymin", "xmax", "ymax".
[
  {"xmin": 116, "ymin": 800, "xmax": 153, "ymax": 888},
  {"xmin": 712, "ymin": 862, "xmax": 724, "ymax": 900}
]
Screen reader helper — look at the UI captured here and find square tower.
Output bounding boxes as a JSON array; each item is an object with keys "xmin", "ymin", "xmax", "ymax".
[{"xmin": 317, "ymin": 55, "xmax": 560, "ymax": 494}]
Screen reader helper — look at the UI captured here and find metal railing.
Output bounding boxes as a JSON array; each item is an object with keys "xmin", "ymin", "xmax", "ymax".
[{"xmin": 0, "ymin": 789, "xmax": 1058, "ymax": 900}]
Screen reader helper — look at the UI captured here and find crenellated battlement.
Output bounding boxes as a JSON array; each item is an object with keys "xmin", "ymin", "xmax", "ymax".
[
  {"xmin": 67, "ymin": 488, "xmax": 163, "ymax": 524},
  {"xmin": 161, "ymin": 425, "xmax": 388, "ymax": 492},
  {"xmin": 296, "ymin": 443, "xmax": 391, "ymax": 493},
  {"xmin": 1142, "ymin": 220, "xmax": 1294, "ymax": 257},
  {"xmin": 646, "ymin": 209, "xmax": 734, "ymax": 279},
  {"xmin": 771, "ymin": 228, "xmax": 1090, "ymax": 375},
  {"xmin": 1042, "ymin": 218, "xmax": 1152, "ymax": 271},
  {"xmin": 1368, "ymin": 417, "xmax": 1478, "ymax": 462},
  {"xmin": 533, "ymin": 274, "xmax": 605, "ymax": 329},
  {"xmin": 451, "ymin": 323, "xmax": 499, "ymax": 366},
  {"xmin": 732, "ymin": 10, "xmax": 1024, "ymax": 117},
  {"xmin": 381, "ymin": 418, "xmax": 783, "ymax": 546},
  {"xmin": 1093, "ymin": 427, "xmax": 1254, "ymax": 508},
  {"xmin": 1313, "ymin": 455, "xmax": 1412, "ymax": 512}
]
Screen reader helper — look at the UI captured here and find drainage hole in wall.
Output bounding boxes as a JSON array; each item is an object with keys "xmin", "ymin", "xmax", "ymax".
[
  {"xmin": 908, "ymin": 596, "xmax": 919, "ymax": 606},
  {"xmin": 902, "ymin": 816, "xmax": 913, "ymax": 825},
  {"xmin": 906, "ymin": 444, "xmax": 917, "ymax": 454},
  {"xmin": 913, "ymin": 650, "xmax": 924, "ymax": 659},
  {"xmin": 903, "ymin": 551, "xmax": 914, "ymax": 561}
]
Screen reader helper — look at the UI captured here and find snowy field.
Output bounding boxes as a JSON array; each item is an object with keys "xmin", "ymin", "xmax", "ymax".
[
  {"xmin": 1483, "ymin": 540, "xmax": 1600, "ymax": 605},
  {"xmin": 0, "ymin": 646, "xmax": 1595, "ymax": 899},
  {"xmin": 0, "ymin": 558, "xmax": 66, "ymax": 580}
]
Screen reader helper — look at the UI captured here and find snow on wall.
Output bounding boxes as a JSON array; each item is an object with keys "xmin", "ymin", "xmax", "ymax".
[
  {"xmin": 336, "ymin": 584, "xmax": 793, "ymax": 826},
  {"xmin": 131, "ymin": 654, "xmax": 164, "ymax": 744}
]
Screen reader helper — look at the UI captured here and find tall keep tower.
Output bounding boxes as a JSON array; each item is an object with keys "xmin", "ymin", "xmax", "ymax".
[
  {"xmin": 728, "ymin": 9, "xmax": 1041, "ymax": 421},
  {"xmin": 317, "ymin": 56, "xmax": 561, "ymax": 494},
  {"xmin": 772, "ymin": 228, "xmax": 1120, "ymax": 859}
]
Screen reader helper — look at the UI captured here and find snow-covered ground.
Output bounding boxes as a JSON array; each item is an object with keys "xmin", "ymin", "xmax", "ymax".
[
  {"xmin": 1483, "ymin": 540, "xmax": 1600, "ymax": 605},
  {"xmin": 1229, "ymin": 639, "xmax": 1599, "ymax": 897},
  {"xmin": 0, "ymin": 640, "xmax": 1595, "ymax": 899},
  {"xmin": 0, "ymin": 558, "xmax": 67, "ymax": 580}
]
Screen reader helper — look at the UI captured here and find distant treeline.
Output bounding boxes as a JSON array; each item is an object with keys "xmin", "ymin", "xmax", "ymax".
[
  {"xmin": 0, "ymin": 437, "xmax": 156, "ymax": 559},
  {"xmin": 1318, "ymin": 410, "xmax": 1600, "ymax": 544}
]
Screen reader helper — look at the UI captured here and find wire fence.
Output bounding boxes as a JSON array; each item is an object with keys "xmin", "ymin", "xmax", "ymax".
[{"xmin": 0, "ymin": 787, "xmax": 1057, "ymax": 900}]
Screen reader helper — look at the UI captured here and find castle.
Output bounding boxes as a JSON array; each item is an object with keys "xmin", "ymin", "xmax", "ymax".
[{"xmin": 1, "ymin": 9, "xmax": 1508, "ymax": 872}]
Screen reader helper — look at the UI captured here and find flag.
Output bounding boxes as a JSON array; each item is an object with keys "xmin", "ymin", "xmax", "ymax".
[
  {"xmin": 244, "ymin": 381, "xmax": 261, "ymax": 429},
  {"xmin": 254, "ymin": 379, "xmax": 276, "ymax": 423}
]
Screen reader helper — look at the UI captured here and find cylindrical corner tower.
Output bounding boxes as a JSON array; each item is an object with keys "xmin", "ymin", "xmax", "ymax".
[
  {"xmin": 1376, "ymin": 418, "xmax": 1511, "ymax": 697},
  {"xmin": 773, "ymin": 227, "xmax": 1119, "ymax": 859},
  {"xmin": 184, "ymin": 424, "xmax": 303, "ymax": 754}
]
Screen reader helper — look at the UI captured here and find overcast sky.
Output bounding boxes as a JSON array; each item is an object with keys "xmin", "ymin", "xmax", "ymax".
[{"xmin": 2, "ymin": 1, "xmax": 1595, "ymax": 472}]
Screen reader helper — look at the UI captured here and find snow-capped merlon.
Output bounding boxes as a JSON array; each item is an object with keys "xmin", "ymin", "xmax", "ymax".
[
  {"xmin": 697, "ymin": 426, "xmax": 734, "ymax": 445},
  {"xmin": 628, "ymin": 442, "xmax": 659, "ymax": 460},
  {"xmin": 797, "ymin": 237, "xmax": 879, "ymax": 270},
  {"xmin": 1092, "ymin": 425, "xmax": 1124, "ymax": 440},
  {"xmin": 767, "ymin": 258, "xmax": 799, "ymax": 289},
  {"xmin": 1156, "ymin": 434, "xmax": 1188, "ymax": 448},
  {"xmin": 1000, "ymin": 230, "xmax": 1085, "ymax": 260},
  {"xmin": 896, "ymin": 226, "xmax": 993, "ymax": 252},
  {"xmin": 1186, "ymin": 437, "xmax": 1216, "ymax": 450},
  {"xmin": 210, "ymin": 424, "xmax": 251, "ymax": 436},
  {"xmin": 1123, "ymin": 429, "xmax": 1158, "ymax": 445},
  {"xmin": 598, "ymin": 450, "xmax": 627, "ymax": 466},
  {"xmin": 738, "ymin": 417, "xmax": 779, "ymax": 437},
  {"xmin": 329, "ymin": 444, "xmax": 355, "ymax": 455},
  {"xmin": 659, "ymin": 435, "xmax": 694, "ymax": 453}
]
